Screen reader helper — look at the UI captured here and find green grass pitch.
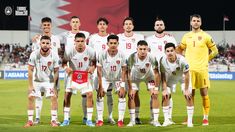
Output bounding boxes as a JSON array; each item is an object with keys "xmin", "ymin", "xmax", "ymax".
[{"xmin": 0, "ymin": 80, "xmax": 235, "ymax": 132}]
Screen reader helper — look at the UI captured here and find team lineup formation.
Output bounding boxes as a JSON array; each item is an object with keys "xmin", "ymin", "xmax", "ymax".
[{"xmin": 24, "ymin": 14, "xmax": 218, "ymax": 128}]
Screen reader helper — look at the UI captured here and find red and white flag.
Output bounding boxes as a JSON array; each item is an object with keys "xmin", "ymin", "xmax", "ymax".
[
  {"xmin": 71, "ymin": 70, "xmax": 88, "ymax": 90},
  {"xmin": 224, "ymin": 16, "xmax": 229, "ymax": 21}
]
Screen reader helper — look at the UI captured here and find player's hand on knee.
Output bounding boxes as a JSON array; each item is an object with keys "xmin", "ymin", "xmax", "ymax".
[
  {"xmin": 65, "ymin": 67, "xmax": 73, "ymax": 74},
  {"xmin": 184, "ymin": 89, "xmax": 192, "ymax": 100},
  {"xmin": 128, "ymin": 90, "xmax": 135, "ymax": 100},
  {"xmin": 98, "ymin": 89, "xmax": 105, "ymax": 98},
  {"xmin": 119, "ymin": 87, "xmax": 125, "ymax": 98}
]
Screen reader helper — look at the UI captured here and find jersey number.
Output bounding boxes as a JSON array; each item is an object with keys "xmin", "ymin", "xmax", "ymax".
[
  {"xmin": 111, "ymin": 66, "xmax": 117, "ymax": 71},
  {"xmin": 78, "ymin": 62, "xmax": 83, "ymax": 68},
  {"xmin": 41, "ymin": 65, "xmax": 47, "ymax": 71},
  {"xmin": 126, "ymin": 43, "xmax": 132, "ymax": 49}
]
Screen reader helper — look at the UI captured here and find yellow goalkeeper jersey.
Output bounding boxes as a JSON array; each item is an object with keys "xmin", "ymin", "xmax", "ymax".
[{"xmin": 180, "ymin": 30, "xmax": 216, "ymax": 70}]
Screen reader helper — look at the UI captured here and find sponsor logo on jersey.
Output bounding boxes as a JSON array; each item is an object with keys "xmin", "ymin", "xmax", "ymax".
[{"xmin": 132, "ymin": 38, "xmax": 135, "ymax": 43}]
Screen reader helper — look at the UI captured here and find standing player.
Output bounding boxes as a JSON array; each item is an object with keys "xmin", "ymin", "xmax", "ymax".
[
  {"xmin": 31, "ymin": 17, "xmax": 61, "ymax": 124},
  {"xmin": 117, "ymin": 17, "xmax": 145, "ymax": 124},
  {"xmin": 177, "ymin": 14, "xmax": 218, "ymax": 126},
  {"xmin": 59, "ymin": 16, "xmax": 90, "ymax": 125},
  {"xmin": 160, "ymin": 43, "xmax": 194, "ymax": 127},
  {"xmin": 127, "ymin": 40, "xmax": 161, "ymax": 127},
  {"xmin": 24, "ymin": 36, "xmax": 60, "ymax": 127},
  {"xmin": 61, "ymin": 33, "xmax": 96, "ymax": 127},
  {"xmin": 96, "ymin": 34, "xmax": 127, "ymax": 127},
  {"xmin": 88, "ymin": 17, "xmax": 115, "ymax": 124},
  {"xmin": 145, "ymin": 17, "xmax": 178, "ymax": 123}
]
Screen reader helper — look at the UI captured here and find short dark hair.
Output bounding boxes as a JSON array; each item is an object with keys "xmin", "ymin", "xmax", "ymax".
[
  {"xmin": 71, "ymin": 16, "xmax": 79, "ymax": 20},
  {"xmin": 97, "ymin": 17, "xmax": 109, "ymax": 25},
  {"xmin": 123, "ymin": 17, "xmax": 134, "ymax": 25},
  {"xmin": 164, "ymin": 43, "xmax": 175, "ymax": 50},
  {"xmin": 137, "ymin": 40, "xmax": 148, "ymax": 46},
  {"xmin": 155, "ymin": 16, "xmax": 164, "ymax": 22},
  {"xmin": 107, "ymin": 34, "xmax": 119, "ymax": 42},
  {"xmin": 40, "ymin": 35, "xmax": 51, "ymax": 41},
  {"xmin": 41, "ymin": 17, "xmax": 51, "ymax": 23},
  {"xmin": 75, "ymin": 32, "xmax": 85, "ymax": 39},
  {"xmin": 190, "ymin": 14, "xmax": 201, "ymax": 21}
]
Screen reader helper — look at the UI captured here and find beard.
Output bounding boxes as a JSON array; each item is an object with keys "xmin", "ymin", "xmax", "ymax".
[
  {"xmin": 156, "ymin": 29, "xmax": 165, "ymax": 34},
  {"xmin": 41, "ymin": 48, "xmax": 49, "ymax": 53}
]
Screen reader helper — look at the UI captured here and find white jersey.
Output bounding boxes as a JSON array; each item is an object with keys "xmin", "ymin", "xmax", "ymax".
[
  {"xmin": 146, "ymin": 33, "xmax": 177, "ymax": 61},
  {"xmin": 118, "ymin": 33, "xmax": 144, "ymax": 59},
  {"xmin": 28, "ymin": 49, "xmax": 60, "ymax": 82},
  {"xmin": 88, "ymin": 33, "xmax": 108, "ymax": 58},
  {"xmin": 97, "ymin": 50, "xmax": 126, "ymax": 81},
  {"xmin": 128, "ymin": 52, "xmax": 158, "ymax": 81},
  {"xmin": 160, "ymin": 54, "xmax": 189, "ymax": 86},
  {"xmin": 58, "ymin": 31, "xmax": 90, "ymax": 54},
  {"xmin": 32, "ymin": 35, "xmax": 61, "ymax": 54},
  {"xmin": 64, "ymin": 46, "xmax": 95, "ymax": 71}
]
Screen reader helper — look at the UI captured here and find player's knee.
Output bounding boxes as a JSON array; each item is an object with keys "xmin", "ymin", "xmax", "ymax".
[
  {"xmin": 86, "ymin": 92, "xmax": 93, "ymax": 99},
  {"xmin": 28, "ymin": 96, "xmax": 34, "ymax": 101},
  {"xmin": 151, "ymin": 94, "xmax": 158, "ymax": 100}
]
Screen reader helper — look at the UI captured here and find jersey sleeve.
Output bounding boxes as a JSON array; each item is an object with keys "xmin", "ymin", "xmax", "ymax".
[
  {"xmin": 150, "ymin": 54, "xmax": 158, "ymax": 69},
  {"xmin": 53, "ymin": 53, "xmax": 60, "ymax": 68},
  {"xmin": 179, "ymin": 34, "xmax": 187, "ymax": 49},
  {"xmin": 127, "ymin": 53, "xmax": 135, "ymax": 71},
  {"xmin": 121, "ymin": 52, "xmax": 127, "ymax": 66},
  {"xmin": 180, "ymin": 56, "xmax": 190, "ymax": 72},
  {"xmin": 28, "ymin": 51, "xmax": 36, "ymax": 66},
  {"xmin": 97, "ymin": 51, "xmax": 104, "ymax": 67},
  {"xmin": 205, "ymin": 34, "xmax": 216, "ymax": 48},
  {"xmin": 159, "ymin": 57, "xmax": 166, "ymax": 73}
]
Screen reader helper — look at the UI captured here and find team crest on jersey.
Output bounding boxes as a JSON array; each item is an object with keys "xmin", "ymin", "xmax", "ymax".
[
  {"xmin": 77, "ymin": 73, "xmax": 82, "ymax": 80},
  {"xmin": 84, "ymin": 57, "xmax": 88, "ymax": 61},
  {"xmin": 47, "ymin": 61, "xmax": 52, "ymax": 66},
  {"xmin": 145, "ymin": 62, "xmax": 150, "ymax": 68},
  {"xmin": 198, "ymin": 36, "xmax": 202, "ymax": 41},
  {"xmin": 116, "ymin": 60, "xmax": 120, "ymax": 64}
]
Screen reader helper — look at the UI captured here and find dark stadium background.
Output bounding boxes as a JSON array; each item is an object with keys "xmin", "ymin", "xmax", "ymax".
[{"xmin": 0, "ymin": 0, "xmax": 234, "ymax": 31}]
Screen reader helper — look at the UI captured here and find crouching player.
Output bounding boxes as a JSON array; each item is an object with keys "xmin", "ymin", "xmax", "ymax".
[
  {"xmin": 24, "ymin": 36, "xmax": 60, "ymax": 127},
  {"xmin": 127, "ymin": 40, "xmax": 161, "ymax": 127},
  {"xmin": 160, "ymin": 43, "xmax": 194, "ymax": 127},
  {"xmin": 96, "ymin": 34, "xmax": 127, "ymax": 127},
  {"xmin": 60, "ymin": 33, "xmax": 96, "ymax": 127}
]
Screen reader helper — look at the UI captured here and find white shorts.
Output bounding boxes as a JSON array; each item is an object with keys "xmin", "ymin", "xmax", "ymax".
[
  {"xmin": 30, "ymin": 81, "xmax": 55, "ymax": 98},
  {"xmin": 65, "ymin": 71, "xmax": 93, "ymax": 95},
  {"xmin": 167, "ymin": 83, "xmax": 192, "ymax": 95},
  {"xmin": 99, "ymin": 78, "xmax": 124, "ymax": 93},
  {"xmin": 131, "ymin": 79, "xmax": 156, "ymax": 91},
  {"xmin": 94, "ymin": 76, "xmax": 114, "ymax": 91}
]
